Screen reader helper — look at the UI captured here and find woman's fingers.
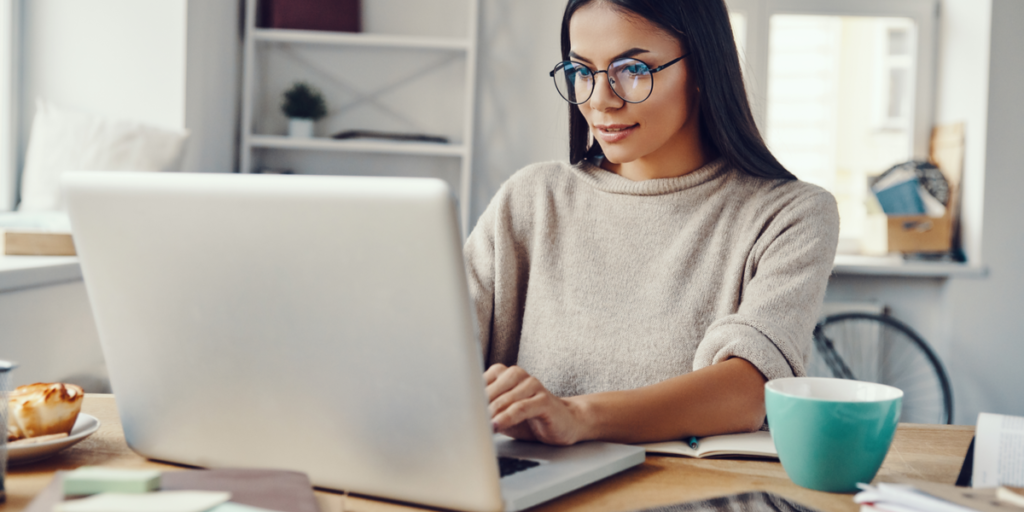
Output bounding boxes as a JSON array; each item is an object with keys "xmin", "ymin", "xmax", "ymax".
[
  {"xmin": 492, "ymin": 392, "xmax": 551, "ymax": 432},
  {"xmin": 483, "ymin": 366, "xmax": 584, "ymax": 445},
  {"xmin": 488, "ymin": 374, "xmax": 544, "ymax": 416},
  {"xmin": 483, "ymin": 364, "xmax": 507, "ymax": 386},
  {"xmin": 485, "ymin": 365, "xmax": 531, "ymax": 404}
]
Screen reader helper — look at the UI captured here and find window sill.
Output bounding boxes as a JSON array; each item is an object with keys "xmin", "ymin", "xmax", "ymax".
[
  {"xmin": 833, "ymin": 254, "xmax": 987, "ymax": 278},
  {"xmin": 0, "ymin": 256, "xmax": 81, "ymax": 293},
  {"xmin": 0, "ymin": 254, "xmax": 988, "ymax": 292}
]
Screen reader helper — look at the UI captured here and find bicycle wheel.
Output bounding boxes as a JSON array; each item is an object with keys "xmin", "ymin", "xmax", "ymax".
[{"xmin": 808, "ymin": 312, "xmax": 953, "ymax": 424}]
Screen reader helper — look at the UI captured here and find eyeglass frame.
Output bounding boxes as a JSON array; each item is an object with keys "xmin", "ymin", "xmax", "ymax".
[{"xmin": 548, "ymin": 53, "xmax": 690, "ymax": 105}]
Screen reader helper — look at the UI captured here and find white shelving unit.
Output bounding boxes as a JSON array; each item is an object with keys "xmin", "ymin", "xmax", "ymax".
[{"xmin": 239, "ymin": 0, "xmax": 479, "ymax": 229}]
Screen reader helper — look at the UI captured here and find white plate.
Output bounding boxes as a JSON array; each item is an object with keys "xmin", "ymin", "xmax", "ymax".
[{"xmin": 7, "ymin": 413, "xmax": 101, "ymax": 466}]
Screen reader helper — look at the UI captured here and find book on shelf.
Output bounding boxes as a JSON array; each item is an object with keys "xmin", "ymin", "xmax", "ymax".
[{"xmin": 637, "ymin": 431, "xmax": 778, "ymax": 460}]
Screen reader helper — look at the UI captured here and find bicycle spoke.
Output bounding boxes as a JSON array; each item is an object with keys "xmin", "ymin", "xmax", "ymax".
[{"xmin": 812, "ymin": 313, "xmax": 950, "ymax": 424}]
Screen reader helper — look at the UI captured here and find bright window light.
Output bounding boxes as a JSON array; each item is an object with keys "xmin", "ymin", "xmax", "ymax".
[
  {"xmin": 765, "ymin": 15, "xmax": 917, "ymax": 254},
  {"xmin": 729, "ymin": 11, "xmax": 748, "ymax": 74}
]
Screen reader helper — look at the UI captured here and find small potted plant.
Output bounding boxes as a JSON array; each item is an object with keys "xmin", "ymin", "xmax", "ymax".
[{"xmin": 282, "ymin": 82, "xmax": 327, "ymax": 138}]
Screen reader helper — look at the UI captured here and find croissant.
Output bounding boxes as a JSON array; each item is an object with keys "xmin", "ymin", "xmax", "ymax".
[{"xmin": 7, "ymin": 382, "xmax": 84, "ymax": 442}]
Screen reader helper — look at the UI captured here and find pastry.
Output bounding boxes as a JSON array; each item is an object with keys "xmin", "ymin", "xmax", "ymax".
[{"xmin": 7, "ymin": 382, "xmax": 84, "ymax": 442}]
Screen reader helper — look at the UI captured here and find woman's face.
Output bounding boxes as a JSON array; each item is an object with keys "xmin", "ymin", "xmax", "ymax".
[{"xmin": 568, "ymin": 3, "xmax": 702, "ymax": 173}]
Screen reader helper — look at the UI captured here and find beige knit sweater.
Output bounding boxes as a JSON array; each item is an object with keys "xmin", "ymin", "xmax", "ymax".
[{"xmin": 464, "ymin": 158, "xmax": 839, "ymax": 398}]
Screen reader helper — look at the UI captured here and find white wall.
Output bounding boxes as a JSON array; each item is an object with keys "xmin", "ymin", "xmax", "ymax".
[
  {"xmin": 943, "ymin": 0, "xmax": 1024, "ymax": 423},
  {"xmin": 470, "ymin": 0, "xmax": 567, "ymax": 223},
  {"xmin": 933, "ymin": 0, "xmax": 991, "ymax": 264},
  {"xmin": 183, "ymin": 1, "xmax": 243, "ymax": 173},
  {"xmin": 19, "ymin": 0, "xmax": 189, "ymax": 157},
  {"xmin": 16, "ymin": 0, "xmax": 241, "ymax": 190},
  {"xmin": 0, "ymin": 281, "xmax": 106, "ymax": 391},
  {"xmin": 0, "ymin": 4, "xmax": 17, "ymax": 210}
]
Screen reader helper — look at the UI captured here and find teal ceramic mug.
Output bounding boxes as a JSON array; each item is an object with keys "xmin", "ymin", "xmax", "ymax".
[{"xmin": 765, "ymin": 377, "xmax": 902, "ymax": 493}]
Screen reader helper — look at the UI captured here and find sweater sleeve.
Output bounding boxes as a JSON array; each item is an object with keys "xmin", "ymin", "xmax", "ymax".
[
  {"xmin": 464, "ymin": 200, "xmax": 497, "ymax": 363},
  {"xmin": 463, "ymin": 183, "xmax": 530, "ymax": 368},
  {"xmin": 692, "ymin": 188, "xmax": 839, "ymax": 381}
]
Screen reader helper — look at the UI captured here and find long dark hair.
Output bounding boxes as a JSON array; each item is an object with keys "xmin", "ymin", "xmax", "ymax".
[{"xmin": 561, "ymin": 0, "xmax": 796, "ymax": 180}]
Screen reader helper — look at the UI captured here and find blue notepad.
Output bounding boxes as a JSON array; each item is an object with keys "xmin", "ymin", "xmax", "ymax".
[{"xmin": 874, "ymin": 179, "xmax": 925, "ymax": 215}]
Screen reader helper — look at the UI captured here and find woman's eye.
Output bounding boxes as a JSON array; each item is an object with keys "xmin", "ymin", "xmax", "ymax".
[
  {"xmin": 625, "ymin": 64, "xmax": 648, "ymax": 75},
  {"xmin": 577, "ymin": 67, "xmax": 592, "ymax": 77}
]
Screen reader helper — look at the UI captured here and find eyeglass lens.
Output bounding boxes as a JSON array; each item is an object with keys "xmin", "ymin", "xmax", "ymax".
[{"xmin": 552, "ymin": 58, "xmax": 654, "ymax": 104}]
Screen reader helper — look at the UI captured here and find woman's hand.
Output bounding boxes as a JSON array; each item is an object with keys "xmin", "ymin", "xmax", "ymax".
[{"xmin": 484, "ymin": 364, "xmax": 590, "ymax": 446}]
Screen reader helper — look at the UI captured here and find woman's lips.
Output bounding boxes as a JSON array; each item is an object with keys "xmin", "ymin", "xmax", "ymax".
[{"xmin": 594, "ymin": 123, "xmax": 639, "ymax": 144}]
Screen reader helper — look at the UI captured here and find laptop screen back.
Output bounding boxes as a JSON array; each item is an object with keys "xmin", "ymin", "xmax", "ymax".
[{"xmin": 65, "ymin": 171, "xmax": 503, "ymax": 512}]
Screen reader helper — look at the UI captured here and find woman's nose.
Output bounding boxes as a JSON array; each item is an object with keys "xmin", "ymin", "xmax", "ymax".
[{"xmin": 588, "ymin": 73, "xmax": 624, "ymax": 111}]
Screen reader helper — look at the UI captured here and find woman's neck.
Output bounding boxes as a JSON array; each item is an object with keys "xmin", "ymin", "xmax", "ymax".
[
  {"xmin": 601, "ymin": 149, "xmax": 713, "ymax": 182},
  {"xmin": 599, "ymin": 127, "xmax": 715, "ymax": 181}
]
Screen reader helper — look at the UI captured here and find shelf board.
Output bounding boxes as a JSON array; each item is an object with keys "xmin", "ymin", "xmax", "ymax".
[
  {"xmin": 832, "ymin": 254, "xmax": 987, "ymax": 278},
  {"xmin": 252, "ymin": 29, "xmax": 470, "ymax": 51},
  {"xmin": 249, "ymin": 135, "xmax": 467, "ymax": 157},
  {"xmin": 0, "ymin": 256, "xmax": 81, "ymax": 293}
]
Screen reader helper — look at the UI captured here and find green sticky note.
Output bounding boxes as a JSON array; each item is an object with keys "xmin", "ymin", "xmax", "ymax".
[
  {"xmin": 62, "ymin": 467, "xmax": 162, "ymax": 496},
  {"xmin": 209, "ymin": 502, "xmax": 284, "ymax": 512}
]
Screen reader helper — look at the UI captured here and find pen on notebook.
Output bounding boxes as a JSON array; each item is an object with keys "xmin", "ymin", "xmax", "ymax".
[{"xmin": 688, "ymin": 436, "xmax": 699, "ymax": 450}]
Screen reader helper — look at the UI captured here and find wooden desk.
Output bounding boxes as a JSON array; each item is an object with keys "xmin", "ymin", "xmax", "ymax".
[{"xmin": 1, "ymin": 395, "xmax": 974, "ymax": 512}]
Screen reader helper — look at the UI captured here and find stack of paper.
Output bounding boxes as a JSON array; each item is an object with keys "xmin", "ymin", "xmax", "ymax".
[
  {"xmin": 855, "ymin": 481, "xmax": 1024, "ymax": 511},
  {"xmin": 49, "ymin": 468, "xmax": 284, "ymax": 512},
  {"xmin": 855, "ymin": 482, "xmax": 988, "ymax": 512},
  {"xmin": 25, "ymin": 468, "xmax": 318, "ymax": 512},
  {"xmin": 56, "ymin": 491, "xmax": 232, "ymax": 512},
  {"xmin": 871, "ymin": 162, "xmax": 947, "ymax": 217}
]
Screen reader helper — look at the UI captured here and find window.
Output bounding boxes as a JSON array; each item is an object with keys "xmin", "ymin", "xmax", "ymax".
[
  {"xmin": 881, "ymin": 20, "xmax": 914, "ymax": 130},
  {"xmin": 726, "ymin": 0, "xmax": 938, "ymax": 255}
]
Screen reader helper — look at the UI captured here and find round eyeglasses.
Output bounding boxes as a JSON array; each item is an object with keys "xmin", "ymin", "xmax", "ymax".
[{"xmin": 549, "ymin": 54, "xmax": 689, "ymax": 105}]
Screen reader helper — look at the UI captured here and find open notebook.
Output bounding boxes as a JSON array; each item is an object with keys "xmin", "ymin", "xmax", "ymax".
[{"xmin": 638, "ymin": 431, "xmax": 778, "ymax": 460}]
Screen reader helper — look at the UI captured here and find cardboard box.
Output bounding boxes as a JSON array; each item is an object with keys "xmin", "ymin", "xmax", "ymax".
[
  {"xmin": 886, "ymin": 123, "xmax": 963, "ymax": 254},
  {"xmin": 887, "ymin": 212, "xmax": 953, "ymax": 253}
]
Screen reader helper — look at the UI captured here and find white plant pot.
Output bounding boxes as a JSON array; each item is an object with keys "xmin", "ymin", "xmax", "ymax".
[{"xmin": 288, "ymin": 118, "xmax": 314, "ymax": 138}]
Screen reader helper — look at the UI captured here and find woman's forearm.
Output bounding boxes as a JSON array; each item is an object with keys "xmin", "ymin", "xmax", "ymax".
[{"xmin": 568, "ymin": 358, "xmax": 768, "ymax": 444}]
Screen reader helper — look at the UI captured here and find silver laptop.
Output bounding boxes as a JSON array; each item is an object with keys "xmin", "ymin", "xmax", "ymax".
[{"xmin": 64, "ymin": 171, "xmax": 644, "ymax": 512}]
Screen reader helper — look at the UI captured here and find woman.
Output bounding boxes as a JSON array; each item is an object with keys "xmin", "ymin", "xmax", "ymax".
[{"xmin": 465, "ymin": 0, "xmax": 839, "ymax": 446}]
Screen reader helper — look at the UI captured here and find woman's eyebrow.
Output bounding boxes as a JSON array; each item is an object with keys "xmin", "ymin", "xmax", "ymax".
[{"xmin": 569, "ymin": 47, "xmax": 650, "ymax": 64}]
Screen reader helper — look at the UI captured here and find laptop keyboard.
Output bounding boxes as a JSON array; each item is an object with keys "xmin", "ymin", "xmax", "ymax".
[{"xmin": 498, "ymin": 456, "xmax": 541, "ymax": 477}]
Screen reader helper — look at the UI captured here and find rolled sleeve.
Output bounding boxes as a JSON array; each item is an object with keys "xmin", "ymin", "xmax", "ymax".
[
  {"xmin": 694, "ymin": 321, "xmax": 796, "ymax": 381},
  {"xmin": 693, "ymin": 189, "xmax": 839, "ymax": 381}
]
